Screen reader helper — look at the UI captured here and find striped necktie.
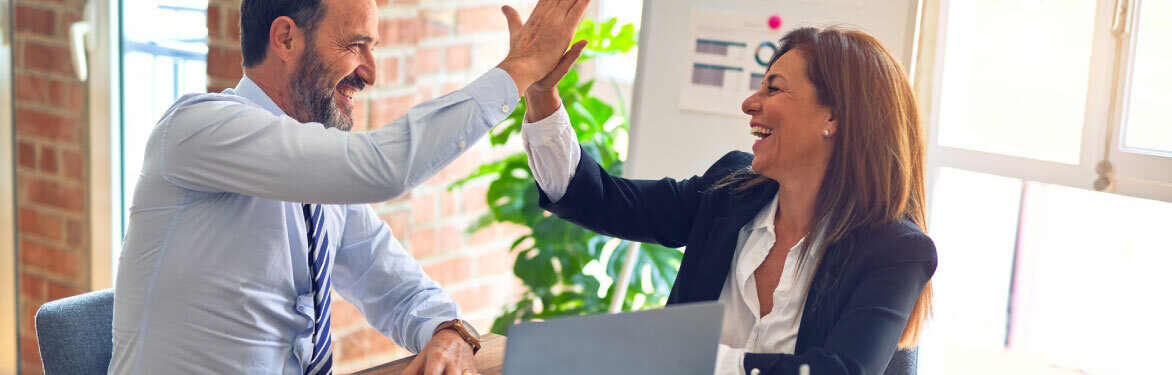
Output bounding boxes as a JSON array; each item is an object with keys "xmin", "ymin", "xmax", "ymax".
[{"xmin": 303, "ymin": 204, "xmax": 333, "ymax": 375}]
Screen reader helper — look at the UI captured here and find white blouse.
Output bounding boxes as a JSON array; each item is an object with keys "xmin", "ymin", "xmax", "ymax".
[{"xmin": 521, "ymin": 106, "xmax": 820, "ymax": 375}]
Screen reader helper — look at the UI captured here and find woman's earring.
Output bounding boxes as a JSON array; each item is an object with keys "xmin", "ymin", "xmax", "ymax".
[{"xmin": 823, "ymin": 129, "xmax": 832, "ymax": 137}]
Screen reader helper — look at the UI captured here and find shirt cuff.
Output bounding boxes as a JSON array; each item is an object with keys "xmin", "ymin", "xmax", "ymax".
[
  {"xmin": 416, "ymin": 317, "xmax": 456, "ymax": 354},
  {"xmin": 714, "ymin": 344, "xmax": 747, "ymax": 375},
  {"xmin": 522, "ymin": 105, "xmax": 579, "ymax": 203},
  {"xmin": 463, "ymin": 67, "xmax": 522, "ymax": 127}
]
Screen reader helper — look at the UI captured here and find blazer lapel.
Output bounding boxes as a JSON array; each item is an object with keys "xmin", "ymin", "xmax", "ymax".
[{"xmin": 687, "ymin": 181, "xmax": 779, "ymax": 302}]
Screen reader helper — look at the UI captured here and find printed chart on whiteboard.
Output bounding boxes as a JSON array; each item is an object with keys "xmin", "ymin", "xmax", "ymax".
[{"xmin": 680, "ymin": 7, "xmax": 785, "ymax": 117}]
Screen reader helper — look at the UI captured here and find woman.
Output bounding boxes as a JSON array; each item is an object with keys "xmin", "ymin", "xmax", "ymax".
[{"xmin": 520, "ymin": 27, "xmax": 935, "ymax": 375}]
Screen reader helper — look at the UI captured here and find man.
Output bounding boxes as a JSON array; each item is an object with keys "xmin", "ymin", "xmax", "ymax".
[{"xmin": 108, "ymin": 0, "xmax": 588, "ymax": 373}]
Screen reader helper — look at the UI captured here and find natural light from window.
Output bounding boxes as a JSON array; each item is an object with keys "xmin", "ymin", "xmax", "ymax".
[
  {"xmin": 120, "ymin": 0, "xmax": 209, "ymax": 237},
  {"xmin": 1121, "ymin": 0, "xmax": 1172, "ymax": 155},
  {"xmin": 935, "ymin": 0, "xmax": 1095, "ymax": 165}
]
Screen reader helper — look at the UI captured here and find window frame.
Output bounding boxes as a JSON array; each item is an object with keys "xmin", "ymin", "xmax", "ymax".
[
  {"xmin": 1104, "ymin": 0, "xmax": 1172, "ymax": 202},
  {"xmin": 88, "ymin": 0, "xmax": 120, "ymax": 289},
  {"xmin": 916, "ymin": 0, "xmax": 1172, "ymax": 210}
]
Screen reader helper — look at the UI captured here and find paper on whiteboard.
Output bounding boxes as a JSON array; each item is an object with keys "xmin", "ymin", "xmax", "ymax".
[{"xmin": 679, "ymin": 7, "xmax": 784, "ymax": 117}]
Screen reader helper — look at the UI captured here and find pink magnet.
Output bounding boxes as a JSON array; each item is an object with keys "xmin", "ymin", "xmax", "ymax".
[{"xmin": 768, "ymin": 15, "xmax": 782, "ymax": 30}]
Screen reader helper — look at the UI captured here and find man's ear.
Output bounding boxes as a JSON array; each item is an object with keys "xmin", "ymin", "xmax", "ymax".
[{"xmin": 268, "ymin": 16, "xmax": 303, "ymax": 64}]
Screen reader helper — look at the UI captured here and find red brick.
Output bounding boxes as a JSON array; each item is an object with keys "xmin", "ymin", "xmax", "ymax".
[
  {"xmin": 58, "ymin": 11, "xmax": 81, "ymax": 41},
  {"xmin": 440, "ymin": 82, "xmax": 463, "ymax": 95},
  {"xmin": 468, "ymin": 225, "xmax": 498, "ymax": 248},
  {"xmin": 62, "ymin": 150, "xmax": 83, "ymax": 181},
  {"xmin": 14, "ymin": 73, "xmax": 50, "ymax": 105},
  {"xmin": 368, "ymin": 94, "xmax": 419, "ymax": 128},
  {"xmin": 476, "ymin": 246, "xmax": 515, "ymax": 277},
  {"xmin": 38, "ymin": 146, "xmax": 58, "ymax": 174},
  {"xmin": 422, "ymin": 256, "xmax": 474, "ymax": 286},
  {"xmin": 379, "ymin": 17, "xmax": 422, "ymax": 46},
  {"xmin": 227, "ymin": 8, "xmax": 242, "ymax": 41},
  {"xmin": 17, "ymin": 141, "xmax": 37, "ymax": 169},
  {"xmin": 21, "ymin": 41, "xmax": 73, "ymax": 76},
  {"xmin": 20, "ymin": 273, "xmax": 47, "ymax": 301},
  {"xmin": 21, "ymin": 361, "xmax": 44, "ymax": 375},
  {"xmin": 377, "ymin": 57, "xmax": 400, "ymax": 85},
  {"xmin": 330, "ymin": 297, "xmax": 364, "ymax": 330},
  {"xmin": 19, "ymin": 336, "xmax": 43, "ymax": 373},
  {"xmin": 407, "ymin": 227, "xmax": 437, "ymax": 259},
  {"xmin": 24, "ymin": 177, "xmax": 85, "ymax": 212},
  {"xmin": 378, "ymin": 210, "xmax": 410, "ymax": 238},
  {"xmin": 49, "ymin": 79, "xmax": 85, "ymax": 111},
  {"xmin": 208, "ymin": 47, "xmax": 244, "ymax": 81},
  {"xmin": 18, "ymin": 207, "xmax": 64, "ymax": 241},
  {"xmin": 19, "ymin": 240, "xmax": 82, "ymax": 279},
  {"xmin": 351, "ymin": 97, "xmax": 370, "ymax": 132},
  {"xmin": 65, "ymin": 219, "xmax": 84, "ymax": 247},
  {"xmin": 450, "ymin": 284, "xmax": 499, "ymax": 312},
  {"xmin": 15, "ymin": 108, "xmax": 76, "ymax": 142},
  {"xmin": 15, "ymin": 5, "xmax": 56, "ymax": 37},
  {"xmin": 410, "ymin": 192, "xmax": 437, "ymax": 224},
  {"xmin": 46, "ymin": 281, "xmax": 83, "ymax": 301},
  {"xmin": 456, "ymin": 6, "xmax": 506, "ymax": 35},
  {"xmin": 207, "ymin": 4, "xmax": 221, "ymax": 39},
  {"xmin": 439, "ymin": 192, "xmax": 458, "ymax": 217},
  {"xmin": 460, "ymin": 183, "xmax": 489, "ymax": 214},
  {"xmin": 445, "ymin": 44, "xmax": 471, "ymax": 72},
  {"xmin": 420, "ymin": 9, "xmax": 454, "ymax": 38},
  {"xmin": 19, "ymin": 302, "xmax": 38, "ymax": 338},
  {"xmin": 410, "ymin": 47, "xmax": 441, "ymax": 76},
  {"xmin": 435, "ymin": 224, "xmax": 462, "ymax": 255},
  {"xmin": 336, "ymin": 327, "xmax": 397, "ymax": 361}
]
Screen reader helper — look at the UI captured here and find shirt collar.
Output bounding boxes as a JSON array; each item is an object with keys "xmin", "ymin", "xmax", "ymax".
[
  {"xmin": 745, "ymin": 191, "xmax": 780, "ymax": 232},
  {"xmin": 234, "ymin": 74, "xmax": 288, "ymax": 117}
]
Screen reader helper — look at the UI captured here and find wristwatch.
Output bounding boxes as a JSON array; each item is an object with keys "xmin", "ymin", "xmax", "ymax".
[{"xmin": 435, "ymin": 319, "xmax": 482, "ymax": 354}]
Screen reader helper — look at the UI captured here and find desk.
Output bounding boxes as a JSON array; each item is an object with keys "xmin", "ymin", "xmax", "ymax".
[{"xmin": 355, "ymin": 334, "xmax": 507, "ymax": 375}]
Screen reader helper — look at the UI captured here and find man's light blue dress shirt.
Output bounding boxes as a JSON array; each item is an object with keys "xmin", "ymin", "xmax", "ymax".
[{"xmin": 109, "ymin": 69, "xmax": 519, "ymax": 374}]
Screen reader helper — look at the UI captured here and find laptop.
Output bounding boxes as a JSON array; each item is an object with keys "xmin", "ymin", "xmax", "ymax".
[{"xmin": 502, "ymin": 301, "xmax": 725, "ymax": 375}]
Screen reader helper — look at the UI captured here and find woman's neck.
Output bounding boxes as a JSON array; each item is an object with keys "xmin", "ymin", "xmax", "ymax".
[{"xmin": 770, "ymin": 162, "xmax": 827, "ymax": 241}]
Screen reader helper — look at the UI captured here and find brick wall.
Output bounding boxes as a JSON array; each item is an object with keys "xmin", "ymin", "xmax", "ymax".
[
  {"xmin": 12, "ymin": 0, "xmax": 92, "ymax": 374},
  {"xmin": 208, "ymin": 0, "xmax": 534, "ymax": 372}
]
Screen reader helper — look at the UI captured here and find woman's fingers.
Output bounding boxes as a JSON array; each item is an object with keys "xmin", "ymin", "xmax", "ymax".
[{"xmin": 548, "ymin": 40, "xmax": 588, "ymax": 82}]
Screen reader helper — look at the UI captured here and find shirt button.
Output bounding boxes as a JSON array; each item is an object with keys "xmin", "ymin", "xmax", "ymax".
[
  {"xmin": 750, "ymin": 368, "xmax": 761, "ymax": 375},
  {"xmin": 501, "ymin": 104, "xmax": 510, "ymax": 113},
  {"xmin": 458, "ymin": 140, "xmax": 466, "ymax": 149}
]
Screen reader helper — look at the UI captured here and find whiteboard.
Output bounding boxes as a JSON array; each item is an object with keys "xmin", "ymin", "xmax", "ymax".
[{"xmin": 626, "ymin": 0, "xmax": 920, "ymax": 180}]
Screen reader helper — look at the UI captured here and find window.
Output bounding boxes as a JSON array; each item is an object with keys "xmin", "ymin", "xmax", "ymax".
[
  {"xmin": 117, "ymin": 0, "xmax": 208, "ymax": 237},
  {"xmin": 918, "ymin": 0, "xmax": 1172, "ymax": 373}
]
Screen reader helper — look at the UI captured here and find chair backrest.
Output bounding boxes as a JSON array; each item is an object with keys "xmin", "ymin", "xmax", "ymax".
[
  {"xmin": 884, "ymin": 348, "xmax": 918, "ymax": 375},
  {"xmin": 35, "ymin": 289, "xmax": 115, "ymax": 375}
]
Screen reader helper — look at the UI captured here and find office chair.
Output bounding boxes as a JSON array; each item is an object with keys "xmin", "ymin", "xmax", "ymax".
[{"xmin": 35, "ymin": 289, "xmax": 114, "ymax": 375}]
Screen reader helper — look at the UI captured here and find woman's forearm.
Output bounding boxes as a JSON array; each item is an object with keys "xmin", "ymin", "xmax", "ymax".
[{"xmin": 525, "ymin": 88, "xmax": 563, "ymax": 122}]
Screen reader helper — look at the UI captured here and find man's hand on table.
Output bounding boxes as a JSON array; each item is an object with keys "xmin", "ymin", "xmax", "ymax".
[{"xmin": 402, "ymin": 329, "xmax": 477, "ymax": 375}]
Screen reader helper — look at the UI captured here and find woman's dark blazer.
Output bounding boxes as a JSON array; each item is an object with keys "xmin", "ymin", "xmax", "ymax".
[{"xmin": 536, "ymin": 149, "xmax": 937, "ymax": 375}]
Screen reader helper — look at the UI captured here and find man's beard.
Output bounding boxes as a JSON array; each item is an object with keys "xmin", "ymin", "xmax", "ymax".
[{"xmin": 288, "ymin": 49, "xmax": 360, "ymax": 131}]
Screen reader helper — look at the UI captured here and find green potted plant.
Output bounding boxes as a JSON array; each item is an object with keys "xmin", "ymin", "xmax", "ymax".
[{"xmin": 449, "ymin": 18, "xmax": 684, "ymax": 334}]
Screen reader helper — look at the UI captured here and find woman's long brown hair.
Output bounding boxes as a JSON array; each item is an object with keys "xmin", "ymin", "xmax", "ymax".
[{"xmin": 718, "ymin": 26, "xmax": 932, "ymax": 349}]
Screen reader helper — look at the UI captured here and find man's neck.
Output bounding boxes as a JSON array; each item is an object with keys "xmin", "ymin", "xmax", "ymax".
[{"xmin": 244, "ymin": 66, "xmax": 298, "ymax": 119}]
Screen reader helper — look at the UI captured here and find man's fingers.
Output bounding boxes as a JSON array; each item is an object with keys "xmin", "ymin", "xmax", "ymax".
[
  {"xmin": 501, "ymin": 5, "xmax": 522, "ymax": 37},
  {"xmin": 402, "ymin": 354, "xmax": 424, "ymax": 375},
  {"xmin": 424, "ymin": 358, "xmax": 446, "ymax": 375},
  {"xmin": 566, "ymin": 0, "xmax": 591, "ymax": 24}
]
